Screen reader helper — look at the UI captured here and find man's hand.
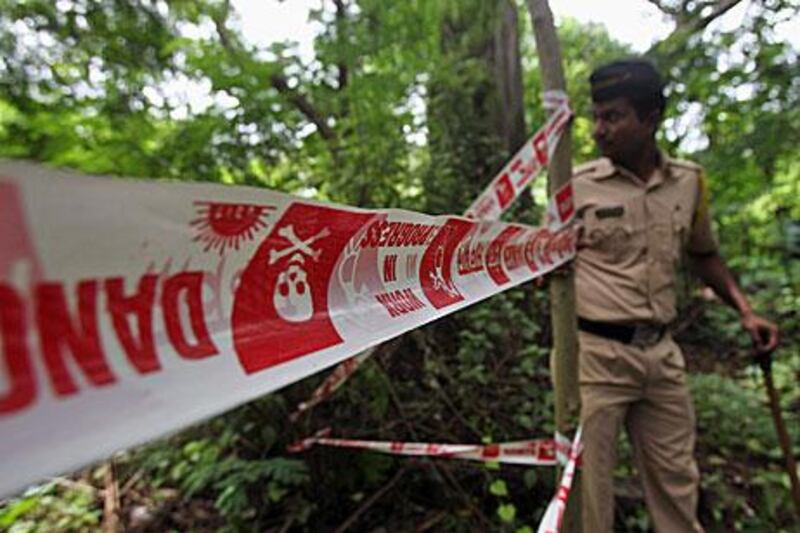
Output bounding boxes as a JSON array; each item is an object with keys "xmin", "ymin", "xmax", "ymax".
[
  {"xmin": 689, "ymin": 253, "xmax": 779, "ymax": 356},
  {"xmin": 741, "ymin": 312, "xmax": 779, "ymax": 355}
]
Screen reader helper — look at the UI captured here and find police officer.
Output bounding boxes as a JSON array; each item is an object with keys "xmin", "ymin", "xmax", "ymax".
[{"xmin": 573, "ymin": 59, "xmax": 779, "ymax": 531}]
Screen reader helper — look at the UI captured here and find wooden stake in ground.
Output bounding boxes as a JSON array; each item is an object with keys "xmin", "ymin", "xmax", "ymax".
[
  {"xmin": 525, "ymin": 1, "xmax": 581, "ymax": 531},
  {"xmin": 757, "ymin": 354, "xmax": 800, "ymax": 518},
  {"xmin": 102, "ymin": 461, "xmax": 120, "ymax": 533}
]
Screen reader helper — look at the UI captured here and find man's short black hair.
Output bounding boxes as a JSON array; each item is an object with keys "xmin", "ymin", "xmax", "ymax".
[{"xmin": 590, "ymin": 59, "xmax": 666, "ymax": 119}]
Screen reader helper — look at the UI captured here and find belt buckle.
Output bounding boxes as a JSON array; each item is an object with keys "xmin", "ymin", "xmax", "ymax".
[{"xmin": 631, "ymin": 324, "xmax": 663, "ymax": 348}]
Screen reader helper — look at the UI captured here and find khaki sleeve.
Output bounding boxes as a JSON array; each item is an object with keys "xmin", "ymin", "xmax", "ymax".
[{"xmin": 686, "ymin": 171, "xmax": 718, "ymax": 255}]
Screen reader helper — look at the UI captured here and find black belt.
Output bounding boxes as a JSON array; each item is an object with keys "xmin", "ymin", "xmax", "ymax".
[{"xmin": 578, "ymin": 317, "xmax": 666, "ymax": 347}]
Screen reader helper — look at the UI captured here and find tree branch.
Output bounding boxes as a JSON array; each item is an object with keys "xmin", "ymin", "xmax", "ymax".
[
  {"xmin": 332, "ymin": 466, "xmax": 408, "ymax": 533},
  {"xmin": 268, "ymin": 73, "xmax": 337, "ymax": 141},
  {"xmin": 646, "ymin": 0, "xmax": 681, "ymax": 16},
  {"xmin": 211, "ymin": 4, "xmax": 338, "ymax": 143},
  {"xmin": 692, "ymin": 0, "xmax": 742, "ymax": 33},
  {"xmin": 102, "ymin": 461, "xmax": 120, "ymax": 533},
  {"xmin": 646, "ymin": 0, "xmax": 744, "ymax": 59},
  {"xmin": 333, "ymin": 0, "xmax": 349, "ymax": 91}
]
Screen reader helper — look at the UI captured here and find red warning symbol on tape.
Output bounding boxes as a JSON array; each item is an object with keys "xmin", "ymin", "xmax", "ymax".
[{"xmin": 232, "ymin": 204, "xmax": 372, "ymax": 374}]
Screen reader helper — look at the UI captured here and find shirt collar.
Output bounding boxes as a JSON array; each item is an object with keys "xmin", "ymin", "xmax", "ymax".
[
  {"xmin": 648, "ymin": 150, "xmax": 671, "ymax": 189},
  {"xmin": 590, "ymin": 151, "xmax": 670, "ymax": 190},
  {"xmin": 584, "ymin": 157, "xmax": 616, "ymax": 180}
]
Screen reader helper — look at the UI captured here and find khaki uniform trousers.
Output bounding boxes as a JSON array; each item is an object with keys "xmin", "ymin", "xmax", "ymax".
[{"xmin": 579, "ymin": 330, "xmax": 703, "ymax": 533}]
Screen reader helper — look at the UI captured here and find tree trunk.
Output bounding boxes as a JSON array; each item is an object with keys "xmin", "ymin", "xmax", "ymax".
[
  {"xmin": 425, "ymin": 0, "xmax": 528, "ymax": 215},
  {"xmin": 525, "ymin": 0, "xmax": 581, "ymax": 531},
  {"xmin": 492, "ymin": 0, "xmax": 528, "ymax": 154}
]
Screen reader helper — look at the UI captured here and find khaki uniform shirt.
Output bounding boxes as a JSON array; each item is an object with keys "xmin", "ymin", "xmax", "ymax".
[{"xmin": 573, "ymin": 155, "xmax": 717, "ymax": 324}]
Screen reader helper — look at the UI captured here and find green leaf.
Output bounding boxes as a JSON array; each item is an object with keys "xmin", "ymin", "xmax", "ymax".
[
  {"xmin": 489, "ymin": 479, "xmax": 508, "ymax": 497},
  {"xmin": 484, "ymin": 460, "xmax": 501, "ymax": 471},
  {"xmin": 497, "ymin": 503, "xmax": 516, "ymax": 523},
  {"xmin": 0, "ymin": 496, "xmax": 39, "ymax": 527}
]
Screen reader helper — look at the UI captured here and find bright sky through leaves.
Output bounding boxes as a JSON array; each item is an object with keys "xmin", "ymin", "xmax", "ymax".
[
  {"xmin": 235, "ymin": 0, "xmax": 672, "ymax": 54},
  {"xmin": 158, "ymin": 0, "xmax": 797, "ymax": 133},
  {"xmin": 233, "ymin": 0, "xmax": 798, "ymax": 57}
]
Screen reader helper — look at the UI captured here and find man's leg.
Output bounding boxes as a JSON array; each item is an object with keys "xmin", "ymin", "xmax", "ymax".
[
  {"xmin": 579, "ymin": 333, "xmax": 644, "ymax": 532},
  {"xmin": 580, "ymin": 385, "xmax": 628, "ymax": 531},
  {"xmin": 626, "ymin": 338, "xmax": 703, "ymax": 533}
]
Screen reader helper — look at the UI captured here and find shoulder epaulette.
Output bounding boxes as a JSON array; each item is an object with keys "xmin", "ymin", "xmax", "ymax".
[
  {"xmin": 667, "ymin": 158, "xmax": 703, "ymax": 174},
  {"xmin": 572, "ymin": 158, "xmax": 615, "ymax": 180}
]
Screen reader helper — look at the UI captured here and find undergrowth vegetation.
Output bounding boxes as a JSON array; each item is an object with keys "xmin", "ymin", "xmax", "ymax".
[{"xmin": 0, "ymin": 0, "xmax": 798, "ymax": 531}]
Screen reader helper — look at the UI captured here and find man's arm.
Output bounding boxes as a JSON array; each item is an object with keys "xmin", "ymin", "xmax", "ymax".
[{"xmin": 688, "ymin": 252, "xmax": 779, "ymax": 355}]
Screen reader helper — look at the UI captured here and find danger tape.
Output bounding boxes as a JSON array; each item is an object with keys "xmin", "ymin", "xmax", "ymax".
[
  {"xmin": 288, "ymin": 348, "xmax": 374, "ymax": 422},
  {"xmin": 465, "ymin": 90, "xmax": 571, "ymax": 220},
  {"xmin": 537, "ymin": 426, "xmax": 583, "ymax": 533},
  {"xmin": 290, "ymin": 426, "xmax": 583, "ymax": 533},
  {"xmin": 0, "ymin": 160, "xmax": 575, "ymax": 497},
  {"xmin": 288, "ymin": 428, "xmax": 572, "ymax": 467},
  {"xmin": 291, "ymin": 94, "xmax": 573, "ymax": 419},
  {"xmin": 289, "ymin": 187, "xmax": 574, "ymax": 422}
]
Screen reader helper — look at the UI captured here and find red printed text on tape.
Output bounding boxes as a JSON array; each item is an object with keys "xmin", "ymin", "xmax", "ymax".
[{"xmin": 0, "ymin": 161, "xmax": 575, "ymax": 497}]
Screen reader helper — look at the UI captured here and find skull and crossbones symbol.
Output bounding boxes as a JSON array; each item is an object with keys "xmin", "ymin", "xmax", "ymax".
[
  {"xmin": 270, "ymin": 224, "xmax": 331, "ymax": 323},
  {"xmin": 269, "ymin": 224, "xmax": 331, "ymax": 265}
]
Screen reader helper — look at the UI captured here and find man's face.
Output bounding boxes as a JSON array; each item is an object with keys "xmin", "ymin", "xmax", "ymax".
[{"xmin": 591, "ymin": 97, "xmax": 655, "ymax": 164}]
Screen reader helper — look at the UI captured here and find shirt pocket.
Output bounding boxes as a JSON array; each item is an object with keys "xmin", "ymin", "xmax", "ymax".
[
  {"xmin": 583, "ymin": 205, "xmax": 634, "ymax": 263},
  {"xmin": 651, "ymin": 204, "xmax": 689, "ymax": 264}
]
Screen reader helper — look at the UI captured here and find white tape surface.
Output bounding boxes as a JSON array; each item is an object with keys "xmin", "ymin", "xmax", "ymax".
[
  {"xmin": 0, "ymin": 161, "xmax": 575, "ymax": 497},
  {"xmin": 537, "ymin": 427, "xmax": 583, "ymax": 533}
]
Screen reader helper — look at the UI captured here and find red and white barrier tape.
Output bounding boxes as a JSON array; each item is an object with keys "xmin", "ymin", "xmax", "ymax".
[
  {"xmin": 288, "ymin": 428, "xmax": 574, "ymax": 467},
  {"xmin": 537, "ymin": 426, "xmax": 583, "ymax": 533},
  {"xmin": 288, "ymin": 348, "xmax": 374, "ymax": 422},
  {"xmin": 290, "ymin": 93, "xmax": 573, "ymax": 420},
  {"xmin": 0, "ymin": 161, "xmax": 574, "ymax": 497},
  {"xmin": 287, "ymin": 185, "xmax": 574, "ymax": 421},
  {"xmin": 465, "ymin": 91, "xmax": 571, "ymax": 220},
  {"xmin": 289, "ymin": 426, "xmax": 583, "ymax": 533}
]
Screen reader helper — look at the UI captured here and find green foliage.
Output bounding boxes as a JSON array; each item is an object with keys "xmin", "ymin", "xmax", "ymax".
[
  {"xmin": 0, "ymin": 482, "xmax": 101, "ymax": 533},
  {"xmin": 1, "ymin": 0, "xmax": 798, "ymax": 530},
  {"xmin": 692, "ymin": 373, "xmax": 787, "ymax": 456},
  {"xmin": 644, "ymin": 1, "xmax": 800, "ymax": 266},
  {"xmin": 490, "ymin": 479, "xmax": 509, "ymax": 497},
  {"xmin": 497, "ymin": 502, "xmax": 517, "ymax": 523},
  {"xmin": 134, "ymin": 413, "xmax": 312, "ymax": 529},
  {"xmin": 691, "ymin": 372, "xmax": 799, "ymax": 530}
]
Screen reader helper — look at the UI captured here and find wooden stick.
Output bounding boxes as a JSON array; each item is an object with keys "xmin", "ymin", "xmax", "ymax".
[
  {"xmin": 525, "ymin": 0, "xmax": 581, "ymax": 531},
  {"xmin": 102, "ymin": 461, "xmax": 120, "ymax": 533},
  {"xmin": 758, "ymin": 356, "xmax": 800, "ymax": 517}
]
